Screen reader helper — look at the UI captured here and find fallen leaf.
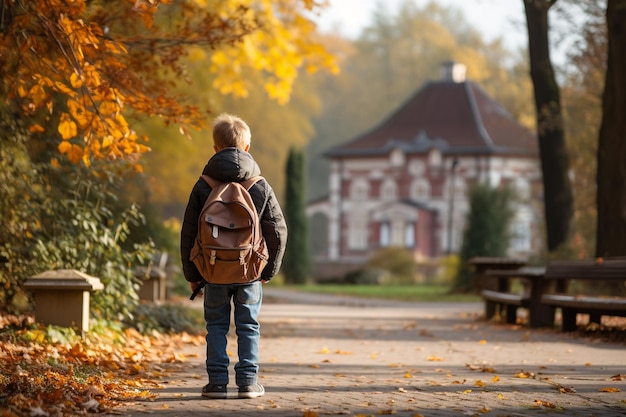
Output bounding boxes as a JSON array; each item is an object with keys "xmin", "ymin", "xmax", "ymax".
[
  {"xmin": 599, "ymin": 387, "xmax": 621, "ymax": 393},
  {"xmin": 514, "ymin": 371, "xmax": 534, "ymax": 378},
  {"xmin": 492, "ymin": 375, "xmax": 500, "ymax": 383},
  {"xmin": 419, "ymin": 329, "xmax": 434, "ymax": 337},
  {"xmin": 533, "ymin": 399, "xmax": 557, "ymax": 408},
  {"xmin": 474, "ymin": 380, "xmax": 486, "ymax": 387},
  {"xmin": 426, "ymin": 356, "xmax": 444, "ymax": 362}
]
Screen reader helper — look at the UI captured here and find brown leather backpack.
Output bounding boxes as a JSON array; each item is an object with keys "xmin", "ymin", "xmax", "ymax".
[{"xmin": 190, "ymin": 175, "xmax": 268, "ymax": 284}]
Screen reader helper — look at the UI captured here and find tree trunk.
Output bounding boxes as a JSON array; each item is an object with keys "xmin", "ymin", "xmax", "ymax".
[
  {"xmin": 596, "ymin": 0, "xmax": 626, "ymax": 257},
  {"xmin": 524, "ymin": 0, "xmax": 574, "ymax": 252}
]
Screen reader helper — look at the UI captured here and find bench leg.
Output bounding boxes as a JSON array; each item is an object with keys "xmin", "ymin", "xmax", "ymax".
[
  {"xmin": 589, "ymin": 313, "xmax": 602, "ymax": 325},
  {"xmin": 504, "ymin": 305, "xmax": 518, "ymax": 324},
  {"xmin": 485, "ymin": 301, "xmax": 497, "ymax": 320},
  {"xmin": 561, "ymin": 308, "xmax": 578, "ymax": 332}
]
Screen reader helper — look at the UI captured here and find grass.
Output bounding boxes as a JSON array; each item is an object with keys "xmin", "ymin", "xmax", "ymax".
[{"xmin": 282, "ymin": 283, "xmax": 481, "ymax": 302}]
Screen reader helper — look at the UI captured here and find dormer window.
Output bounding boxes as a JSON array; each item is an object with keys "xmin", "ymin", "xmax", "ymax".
[
  {"xmin": 390, "ymin": 148, "xmax": 405, "ymax": 167},
  {"xmin": 428, "ymin": 149, "xmax": 442, "ymax": 167}
]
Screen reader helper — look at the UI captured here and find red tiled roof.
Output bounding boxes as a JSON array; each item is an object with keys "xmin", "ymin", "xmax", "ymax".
[{"xmin": 326, "ymin": 80, "xmax": 537, "ymax": 158}]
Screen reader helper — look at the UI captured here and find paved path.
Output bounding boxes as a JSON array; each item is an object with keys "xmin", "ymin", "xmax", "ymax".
[{"xmin": 121, "ymin": 288, "xmax": 626, "ymax": 416}]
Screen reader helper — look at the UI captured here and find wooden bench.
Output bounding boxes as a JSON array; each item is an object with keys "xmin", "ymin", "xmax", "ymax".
[
  {"xmin": 481, "ymin": 266, "xmax": 550, "ymax": 327},
  {"xmin": 480, "ymin": 289, "xmax": 528, "ymax": 324},
  {"xmin": 541, "ymin": 259, "xmax": 626, "ymax": 331}
]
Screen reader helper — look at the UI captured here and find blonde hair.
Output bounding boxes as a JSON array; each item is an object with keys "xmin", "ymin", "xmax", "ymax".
[{"xmin": 212, "ymin": 113, "xmax": 251, "ymax": 150}]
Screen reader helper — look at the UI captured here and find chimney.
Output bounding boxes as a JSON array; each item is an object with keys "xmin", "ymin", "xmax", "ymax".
[{"xmin": 441, "ymin": 61, "xmax": 467, "ymax": 83}]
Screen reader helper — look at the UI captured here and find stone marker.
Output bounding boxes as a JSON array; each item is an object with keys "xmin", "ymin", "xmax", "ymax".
[{"xmin": 24, "ymin": 269, "xmax": 104, "ymax": 334}]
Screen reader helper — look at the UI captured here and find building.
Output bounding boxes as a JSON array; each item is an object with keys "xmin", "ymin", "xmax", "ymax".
[{"xmin": 307, "ymin": 63, "xmax": 543, "ymax": 279}]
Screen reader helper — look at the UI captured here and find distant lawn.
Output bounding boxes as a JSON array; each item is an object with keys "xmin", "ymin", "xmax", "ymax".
[{"xmin": 284, "ymin": 284, "xmax": 481, "ymax": 302}]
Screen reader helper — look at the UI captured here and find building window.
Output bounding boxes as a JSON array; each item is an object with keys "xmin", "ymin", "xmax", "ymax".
[
  {"xmin": 348, "ymin": 215, "xmax": 368, "ymax": 250},
  {"xmin": 405, "ymin": 223, "xmax": 415, "ymax": 248},
  {"xmin": 428, "ymin": 149, "xmax": 442, "ymax": 167},
  {"xmin": 514, "ymin": 178, "xmax": 531, "ymax": 200},
  {"xmin": 410, "ymin": 179, "xmax": 430, "ymax": 201},
  {"xmin": 350, "ymin": 179, "xmax": 369, "ymax": 201},
  {"xmin": 380, "ymin": 222, "xmax": 390, "ymax": 247},
  {"xmin": 510, "ymin": 210, "xmax": 531, "ymax": 252},
  {"xmin": 391, "ymin": 221, "xmax": 405, "ymax": 247},
  {"xmin": 380, "ymin": 179, "xmax": 398, "ymax": 201},
  {"xmin": 390, "ymin": 149, "xmax": 405, "ymax": 167}
]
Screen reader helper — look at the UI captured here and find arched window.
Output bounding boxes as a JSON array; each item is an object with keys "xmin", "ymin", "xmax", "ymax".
[
  {"xmin": 380, "ymin": 179, "xmax": 398, "ymax": 201},
  {"xmin": 350, "ymin": 179, "xmax": 369, "ymax": 201},
  {"xmin": 410, "ymin": 179, "xmax": 430, "ymax": 202},
  {"xmin": 390, "ymin": 148, "xmax": 405, "ymax": 167},
  {"xmin": 428, "ymin": 149, "xmax": 442, "ymax": 167}
]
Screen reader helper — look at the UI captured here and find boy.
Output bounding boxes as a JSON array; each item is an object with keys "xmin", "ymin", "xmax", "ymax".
[{"xmin": 180, "ymin": 113, "xmax": 287, "ymax": 399}]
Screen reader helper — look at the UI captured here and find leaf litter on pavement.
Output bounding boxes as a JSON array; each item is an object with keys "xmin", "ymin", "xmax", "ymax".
[{"xmin": 0, "ymin": 314, "xmax": 204, "ymax": 417}]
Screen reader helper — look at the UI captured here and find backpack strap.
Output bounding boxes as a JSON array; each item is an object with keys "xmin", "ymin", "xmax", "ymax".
[
  {"xmin": 199, "ymin": 175, "xmax": 220, "ymax": 189},
  {"xmin": 240, "ymin": 175, "xmax": 264, "ymax": 190},
  {"xmin": 200, "ymin": 175, "xmax": 268, "ymax": 215},
  {"xmin": 200, "ymin": 175, "xmax": 263, "ymax": 190},
  {"xmin": 241, "ymin": 176, "xmax": 269, "ymax": 216}
]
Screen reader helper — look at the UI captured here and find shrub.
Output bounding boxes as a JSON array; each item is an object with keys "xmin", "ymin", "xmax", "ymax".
[{"xmin": 366, "ymin": 247, "xmax": 418, "ymax": 284}]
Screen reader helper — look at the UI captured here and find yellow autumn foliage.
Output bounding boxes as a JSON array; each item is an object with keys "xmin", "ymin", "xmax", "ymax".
[{"xmin": 0, "ymin": 0, "xmax": 336, "ymax": 169}]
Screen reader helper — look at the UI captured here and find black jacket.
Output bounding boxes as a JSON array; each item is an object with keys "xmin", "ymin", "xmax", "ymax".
[{"xmin": 180, "ymin": 147, "xmax": 287, "ymax": 283}]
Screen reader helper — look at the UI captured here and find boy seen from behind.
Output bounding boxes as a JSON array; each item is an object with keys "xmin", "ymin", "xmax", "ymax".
[{"xmin": 180, "ymin": 113, "xmax": 287, "ymax": 399}]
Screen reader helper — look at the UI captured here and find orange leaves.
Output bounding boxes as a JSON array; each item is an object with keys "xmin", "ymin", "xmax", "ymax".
[
  {"xmin": 0, "ymin": 322, "xmax": 203, "ymax": 417},
  {"xmin": 599, "ymin": 387, "xmax": 621, "ymax": 393},
  {"xmin": 2, "ymin": 0, "xmax": 336, "ymax": 170}
]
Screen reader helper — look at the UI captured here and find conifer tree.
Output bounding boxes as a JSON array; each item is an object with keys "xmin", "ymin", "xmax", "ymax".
[
  {"xmin": 454, "ymin": 184, "xmax": 514, "ymax": 292},
  {"xmin": 282, "ymin": 147, "xmax": 310, "ymax": 284}
]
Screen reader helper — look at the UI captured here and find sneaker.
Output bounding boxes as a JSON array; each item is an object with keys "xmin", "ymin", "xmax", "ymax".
[
  {"xmin": 238, "ymin": 383, "xmax": 265, "ymax": 399},
  {"xmin": 202, "ymin": 383, "xmax": 227, "ymax": 399}
]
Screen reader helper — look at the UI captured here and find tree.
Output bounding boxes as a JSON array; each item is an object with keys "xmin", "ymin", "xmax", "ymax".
[
  {"xmin": 595, "ymin": 0, "xmax": 626, "ymax": 257},
  {"xmin": 559, "ymin": 0, "xmax": 606, "ymax": 259},
  {"xmin": 0, "ymin": 0, "xmax": 336, "ymax": 314},
  {"xmin": 454, "ymin": 184, "xmax": 514, "ymax": 292},
  {"xmin": 0, "ymin": 0, "xmax": 336, "ymax": 168},
  {"xmin": 523, "ymin": 0, "xmax": 574, "ymax": 252},
  {"xmin": 282, "ymin": 147, "xmax": 310, "ymax": 284}
]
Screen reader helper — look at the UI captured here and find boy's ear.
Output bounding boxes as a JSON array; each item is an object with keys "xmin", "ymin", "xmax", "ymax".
[
  {"xmin": 213, "ymin": 145, "xmax": 220, "ymax": 153},
  {"xmin": 244, "ymin": 143, "xmax": 250, "ymax": 152}
]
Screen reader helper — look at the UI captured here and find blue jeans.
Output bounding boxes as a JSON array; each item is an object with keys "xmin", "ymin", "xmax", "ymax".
[{"xmin": 203, "ymin": 281, "xmax": 262, "ymax": 386}]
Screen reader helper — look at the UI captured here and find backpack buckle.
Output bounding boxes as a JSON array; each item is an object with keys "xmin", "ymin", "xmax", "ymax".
[
  {"xmin": 210, "ymin": 250, "xmax": 216, "ymax": 265},
  {"xmin": 239, "ymin": 252, "xmax": 245, "ymax": 265}
]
